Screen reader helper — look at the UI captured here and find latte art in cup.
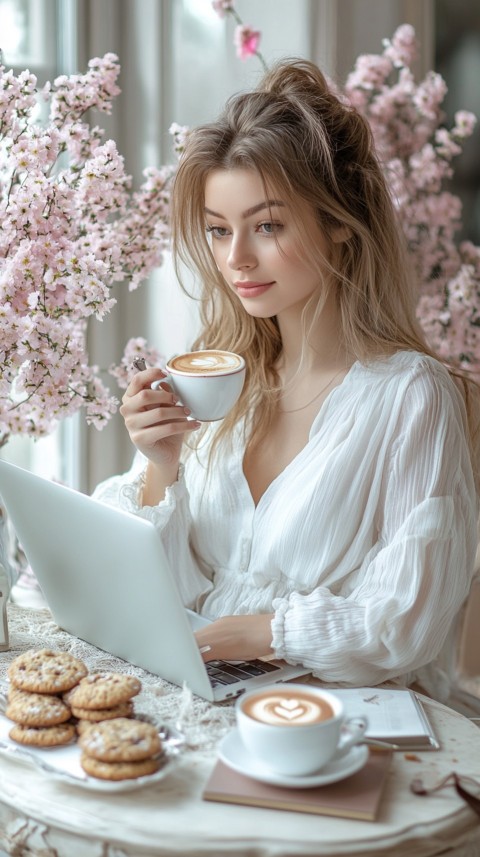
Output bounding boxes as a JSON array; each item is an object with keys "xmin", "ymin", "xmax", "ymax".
[
  {"xmin": 236, "ymin": 683, "xmax": 368, "ymax": 776},
  {"xmin": 242, "ymin": 690, "xmax": 334, "ymax": 726},
  {"xmin": 161, "ymin": 349, "xmax": 246, "ymax": 422},
  {"xmin": 168, "ymin": 350, "xmax": 243, "ymax": 375}
]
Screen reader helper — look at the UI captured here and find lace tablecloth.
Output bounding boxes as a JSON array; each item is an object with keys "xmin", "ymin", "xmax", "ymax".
[{"xmin": 1, "ymin": 603, "xmax": 480, "ymax": 857}]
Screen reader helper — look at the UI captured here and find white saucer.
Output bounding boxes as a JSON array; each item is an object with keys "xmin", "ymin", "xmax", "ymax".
[{"xmin": 218, "ymin": 728, "xmax": 369, "ymax": 789}]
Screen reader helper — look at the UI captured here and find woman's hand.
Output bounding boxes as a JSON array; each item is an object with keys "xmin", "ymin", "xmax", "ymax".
[
  {"xmin": 119, "ymin": 366, "xmax": 201, "ymax": 471},
  {"xmin": 195, "ymin": 614, "xmax": 274, "ymax": 663}
]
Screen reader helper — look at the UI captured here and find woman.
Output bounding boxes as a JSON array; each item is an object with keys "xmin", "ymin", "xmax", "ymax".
[{"xmin": 95, "ymin": 59, "xmax": 479, "ymax": 700}]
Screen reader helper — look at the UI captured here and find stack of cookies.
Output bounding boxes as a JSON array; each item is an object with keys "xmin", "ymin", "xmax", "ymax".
[
  {"xmin": 64, "ymin": 672, "xmax": 142, "ymax": 732},
  {"xmin": 5, "ymin": 649, "xmax": 162, "ymax": 781},
  {"xmin": 67, "ymin": 675, "xmax": 164, "ymax": 780},
  {"xmin": 6, "ymin": 648, "xmax": 88, "ymax": 747},
  {"xmin": 78, "ymin": 716, "xmax": 163, "ymax": 781}
]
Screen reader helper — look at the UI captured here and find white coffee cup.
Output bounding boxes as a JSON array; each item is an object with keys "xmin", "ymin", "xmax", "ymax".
[
  {"xmin": 236, "ymin": 684, "xmax": 368, "ymax": 777},
  {"xmin": 163, "ymin": 350, "xmax": 246, "ymax": 422}
]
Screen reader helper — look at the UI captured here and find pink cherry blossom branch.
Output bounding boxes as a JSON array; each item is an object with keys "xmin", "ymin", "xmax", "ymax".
[
  {"xmin": 0, "ymin": 53, "xmax": 172, "ymax": 445},
  {"xmin": 211, "ymin": 2, "xmax": 267, "ymax": 70}
]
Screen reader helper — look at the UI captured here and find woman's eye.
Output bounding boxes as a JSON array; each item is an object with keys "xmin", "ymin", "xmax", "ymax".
[
  {"xmin": 258, "ymin": 222, "xmax": 283, "ymax": 235},
  {"xmin": 206, "ymin": 225, "xmax": 229, "ymax": 239}
]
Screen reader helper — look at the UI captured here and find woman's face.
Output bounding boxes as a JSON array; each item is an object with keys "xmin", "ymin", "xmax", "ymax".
[{"xmin": 204, "ymin": 168, "xmax": 331, "ymax": 321}]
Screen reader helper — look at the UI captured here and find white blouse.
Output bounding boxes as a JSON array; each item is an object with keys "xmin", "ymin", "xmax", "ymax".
[{"xmin": 93, "ymin": 351, "xmax": 479, "ymax": 701}]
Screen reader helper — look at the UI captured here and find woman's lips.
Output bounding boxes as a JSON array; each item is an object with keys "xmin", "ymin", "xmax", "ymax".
[{"xmin": 234, "ymin": 281, "xmax": 275, "ymax": 298}]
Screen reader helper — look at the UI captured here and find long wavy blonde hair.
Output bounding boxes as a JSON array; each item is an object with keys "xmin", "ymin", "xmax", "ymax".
[{"xmin": 171, "ymin": 58, "xmax": 480, "ymax": 474}]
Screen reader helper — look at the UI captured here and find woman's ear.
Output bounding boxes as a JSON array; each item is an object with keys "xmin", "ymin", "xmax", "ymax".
[{"xmin": 331, "ymin": 224, "xmax": 352, "ymax": 243}]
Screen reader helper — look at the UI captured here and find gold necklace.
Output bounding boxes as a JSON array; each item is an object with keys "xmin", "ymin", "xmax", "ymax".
[{"xmin": 279, "ymin": 367, "xmax": 347, "ymax": 414}]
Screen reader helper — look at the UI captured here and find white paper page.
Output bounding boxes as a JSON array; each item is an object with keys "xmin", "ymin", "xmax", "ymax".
[{"xmin": 333, "ymin": 687, "xmax": 432, "ymax": 739}]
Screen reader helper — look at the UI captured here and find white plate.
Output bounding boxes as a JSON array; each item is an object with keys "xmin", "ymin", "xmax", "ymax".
[
  {"xmin": 0, "ymin": 712, "xmax": 180, "ymax": 793},
  {"xmin": 218, "ymin": 728, "xmax": 369, "ymax": 788}
]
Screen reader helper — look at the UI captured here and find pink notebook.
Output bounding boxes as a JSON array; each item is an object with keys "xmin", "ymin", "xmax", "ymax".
[{"xmin": 203, "ymin": 750, "xmax": 392, "ymax": 821}]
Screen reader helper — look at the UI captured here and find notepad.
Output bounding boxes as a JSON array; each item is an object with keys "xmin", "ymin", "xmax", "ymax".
[
  {"xmin": 203, "ymin": 750, "xmax": 392, "ymax": 821},
  {"xmin": 332, "ymin": 687, "xmax": 439, "ymax": 750}
]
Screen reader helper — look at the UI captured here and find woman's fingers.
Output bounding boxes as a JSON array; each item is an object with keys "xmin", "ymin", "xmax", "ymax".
[
  {"xmin": 119, "ymin": 366, "xmax": 201, "ymax": 463},
  {"xmin": 129, "ymin": 421, "xmax": 200, "ymax": 449},
  {"xmin": 126, "ymin": 402, "xmax": 201, "ymax": 441},
  {"xmin": 120, "ymin": 385, "xmax": 178, "ymax": 420},
  {"xmin": 130, "ymin": 405, "xmax": 192, "ymax": 430},
  {"xmin": 124, "ymin": 388, "xmax": 178, "ymax": 413},
  {"xmin": 126, "ymin": 367, "xmax": 166, "ymax": 395},
  {"xmin": 194, "ymin": 615, "xmax": 274, "ymax": 662}
]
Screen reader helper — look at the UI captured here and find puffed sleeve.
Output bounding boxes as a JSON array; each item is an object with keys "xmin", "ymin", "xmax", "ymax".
[
  {"xmin": 92, "ymin": 452, "xmax": 213, "ymax": 610},
  {"xmin": 271, "ymin": 366, "xmax": 478, "ymax": 687}
]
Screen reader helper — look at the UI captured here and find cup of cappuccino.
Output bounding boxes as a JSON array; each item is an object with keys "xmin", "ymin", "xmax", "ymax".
[
  {"xmin": 236, "ymin": 684, "xmax": 367, "ymax": 777},
  {"xmin": 163, "ymin": 349, "xmax": 246, "ymax": 422}
]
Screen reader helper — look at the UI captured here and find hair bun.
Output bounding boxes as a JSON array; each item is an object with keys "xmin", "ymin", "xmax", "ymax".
[{"xmin": 260, "ymin": 58, "xmax": 330, "ymax": 100}]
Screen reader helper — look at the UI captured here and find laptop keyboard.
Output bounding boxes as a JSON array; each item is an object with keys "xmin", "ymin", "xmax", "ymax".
[{"xmin": 206, "ymin": 659, "xmax": 280, "ymax": 687}]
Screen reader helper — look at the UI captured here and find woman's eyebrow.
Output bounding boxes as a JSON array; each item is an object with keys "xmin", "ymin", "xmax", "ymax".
[{"xmin": 204, "ymin": 200, "xmax": 285, "ymax": 219}]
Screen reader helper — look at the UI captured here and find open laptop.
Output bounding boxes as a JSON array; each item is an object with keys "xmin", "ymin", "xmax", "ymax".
[{"xmin": 0, "ymin": 459, "xmax": 309, "ymax": 701}]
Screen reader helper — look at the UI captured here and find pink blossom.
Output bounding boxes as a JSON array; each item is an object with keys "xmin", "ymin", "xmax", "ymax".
[
  {"xmin": 109, "ymin": 337, "xmax": 164, "ymax": 389},
  {"xmin": 0, "ymin": 67, "xmax": 37, "ymax": 133},
  {"xmin": 0, "ymin": 53, "xmax": 173, "ymax": 445},
  {"xmin": 345, "ymin": 55, "xmax": 393, "ymax": 91},
  {"xmin": 453, "ymin": 110, "xmax": 477, "ymax": 139},
  {"xmin": 344, "ymin": 25, "xmax": 480, "ymax": 372},
  {"xmin": 409, "ymin": 143, "xmax": 453, "ymax": 193},
  {"xmin": 434, "ymin": 128, "xmax": 462, "ymax": 159},
  {"xmin": 46, "ymin": 53, "xmax": 121, "ymax": 127},
  {"xmin": 413, "ymin": 72, "xmax": 447, "ymax": 121},
  {"xmin": 382, "ymin": 24, "xmax": 417, "ymax": 68},
  {"xmin": 211, "ymin": 1, "xmax": 234, "ymax": 18},
  {"xmin": 233, "ymin": 25, "xmax": 261, "ymax": 61},
  {"xmin": 169, "ymin": 123, "xmax": 190, "ymax": 156}
]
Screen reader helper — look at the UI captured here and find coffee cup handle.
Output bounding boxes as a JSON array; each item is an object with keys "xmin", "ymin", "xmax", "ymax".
[
  {"xmin": 334, "ymin": 716, "xmax": 368, "ymax": 760},
  {"xmin": 151, "ymin": 374, "xmax": 191, "ymax": 415},
  {"xmin": 151, "ymin": 372, "xmax": 173, "ymax": 392}
]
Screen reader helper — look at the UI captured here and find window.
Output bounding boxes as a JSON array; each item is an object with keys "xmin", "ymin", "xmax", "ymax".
[
  {"xmin": 0, "ymin": 0, "xmax": 56, "ymax": 80},
  {"xmin": 435, "ymin": 0, "xmax": 480, "ymax": 243}
]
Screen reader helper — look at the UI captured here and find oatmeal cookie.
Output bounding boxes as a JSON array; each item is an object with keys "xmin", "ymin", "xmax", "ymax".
[
  {"xmin": 8, "ymin": 649, "xmax": 88, "ymax": 694},
  {"xmin": 9, "ymin": 721, "xmax": 76, "ymax": 747},
  {"xmin": 65, "ymin": 673, "xmax": 141, "ymax": 710},
  {"xmin": 78, "ymin": 717, "xmax": 161, "ymax": 762},
  {"xmin": 80, "ymin": 752, "xmax": 161, "ymax": 781},
  {"xmin": 6, "ymin": 688, "xmax": 72, "ymax": 727},
  {"xmin": 71, "ymin": 699, "xmax": 134, "ymax": 722}
]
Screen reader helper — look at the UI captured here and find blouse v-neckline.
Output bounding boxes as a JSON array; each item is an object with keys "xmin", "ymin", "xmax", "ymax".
[{"xmin": 239, "ymin": 361, "xmax": 359, "ymax": 511}]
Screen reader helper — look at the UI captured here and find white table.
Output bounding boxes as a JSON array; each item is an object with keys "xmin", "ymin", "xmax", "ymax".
[{"xmin": 1, "ymin": 604, "xmax": 480, "ymax": 857}]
